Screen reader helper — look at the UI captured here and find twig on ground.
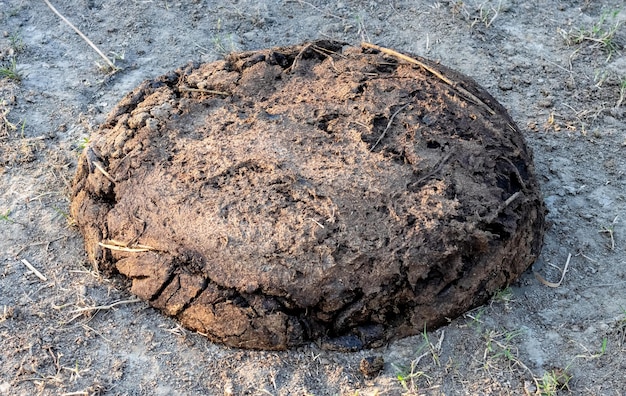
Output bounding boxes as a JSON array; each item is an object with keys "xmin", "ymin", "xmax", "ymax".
[
  {"xmin": 20, "ymin": 258, "xmax": 47, "ymax": 281},
  {"xmin": 43, "ymin": 0, "xmax": 117, "ymax": 71}
]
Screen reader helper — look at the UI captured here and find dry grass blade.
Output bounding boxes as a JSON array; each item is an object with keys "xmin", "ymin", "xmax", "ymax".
[
  {"xmin": 69, "ymin": 298, "xmax": 141, "ymax": 314},
  {"xmin": 20, "ymin": 258, "xmax": 47, "ymax": 281},
  {"xmin": 361, "ymin": 42, "xmax": 496, "ymax": 115},
  {"xmin": 534, "ymin": 253, "xmax": 572, "ymax": 288},
  {"xmin": 1, "ymin": 100, "xmax": 18, "ymax": 137},
  {"xmin": 434, "ymin": 330, "xmax": 445, "ymax": 350},
  {"xmin": 92, "ymin": 161, "xmax": 116, "ymax": 183},
  {"xmin": 43, "ymin": 0, "xmax": 117, "ymax": 71},
  {"xmin": 289, "ymin": 0, "xmax": 348, "ymax": 21},
  {"xmin": 599, "ymin": 215, "xmax": 618, "ymax": 251}
]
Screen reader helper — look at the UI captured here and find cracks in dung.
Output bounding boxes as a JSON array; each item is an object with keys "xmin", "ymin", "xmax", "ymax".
[{"xmin": 147, "ymin": 268, "xmax": 177, "ymax": 302}]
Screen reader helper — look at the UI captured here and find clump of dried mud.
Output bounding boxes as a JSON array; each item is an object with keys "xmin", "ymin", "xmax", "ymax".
[{"xmin": 70, "ymin": 41, "xmax": 545, "ymax": 351}]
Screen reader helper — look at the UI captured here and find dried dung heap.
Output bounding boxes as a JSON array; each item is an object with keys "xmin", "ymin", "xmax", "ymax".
[{"xmin": 71, "ymin": 41, "xmax": 545, "ymax": 351}]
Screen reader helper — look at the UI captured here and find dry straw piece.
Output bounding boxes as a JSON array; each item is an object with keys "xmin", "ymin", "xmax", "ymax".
[
  {"xmin": 43, "ymin": 0, "xmax": 117, "ymax": 70},
  {"xmin": 534, "ymin": 253, "xmax": 572, "ymax": 288},
  {"xmin": 69, "ymin": 298, "xmax": 141, "ymax": 314},
  {"xmin": 20, "ymin": 258, "xmax": 47, "ymax": 281},
  {"xmin": 361, "ymin": 42, "xmax": 496, "ymax": 115},
  {"xmin": 98, "ymin": 240, "xmax": 155, "ymax": 253}
]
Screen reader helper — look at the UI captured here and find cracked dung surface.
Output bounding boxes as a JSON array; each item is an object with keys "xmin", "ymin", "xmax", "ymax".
[{"xmin": 70, "ymin": 41, "xmax": 545, "ymax": 351}]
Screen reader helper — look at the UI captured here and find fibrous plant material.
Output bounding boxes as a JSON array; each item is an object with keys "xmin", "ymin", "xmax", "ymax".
[
  {"xmin": 43, "ymin": 0, "xmax": 118, "ymax": 71},
  {"xmin": 70, "ymin": 41, "xmax": 545, "ymax": 350}
]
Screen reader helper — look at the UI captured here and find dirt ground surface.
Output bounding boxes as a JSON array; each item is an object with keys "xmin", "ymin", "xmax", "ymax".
[{"xmin": 0, "ymin": 0, "xmax": 625, "ymax": 395}]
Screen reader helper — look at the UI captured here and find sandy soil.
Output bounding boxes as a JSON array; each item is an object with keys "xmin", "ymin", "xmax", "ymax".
[{"xmin": 1, "ymin": 0, "xmax": 625, "ymax": 395}]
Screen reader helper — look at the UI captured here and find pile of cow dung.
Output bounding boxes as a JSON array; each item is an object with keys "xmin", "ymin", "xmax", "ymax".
[{"xmin": 70, "ymin": 41, "xmax": 545, "ymax": 351}]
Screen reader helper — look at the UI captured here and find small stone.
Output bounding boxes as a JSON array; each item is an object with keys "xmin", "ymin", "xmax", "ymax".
[
  {"xmin": 537, "ymin": 98, "xmax": 554, "ymax": 108},
  {"xmin": 359, "ymin": 356, "xmax": 384, "ymax": 379},
  {"xmin": 0, "ymin": 382, "xmax": 10, "ymax": 394},
  {"xmin": 498, "ymin": 80, "xmax": 513, "ymax": 91}
]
